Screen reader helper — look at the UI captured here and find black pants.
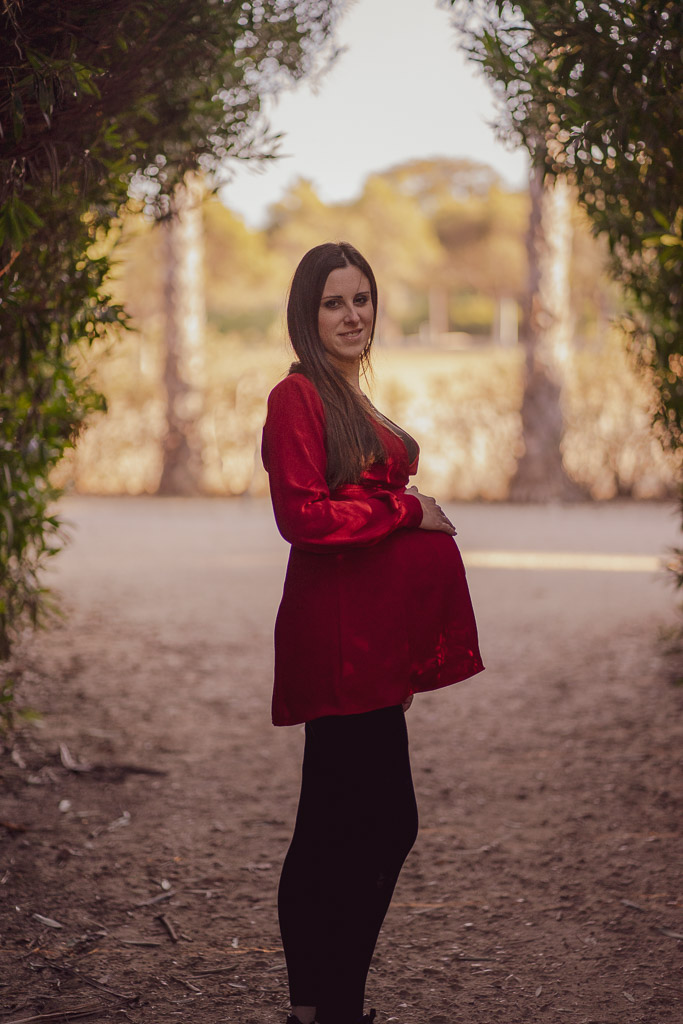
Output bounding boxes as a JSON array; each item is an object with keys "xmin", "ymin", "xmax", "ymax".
[{"xmin": 278, "ymin": 704, "xmax": 419, "ymax": 1024}]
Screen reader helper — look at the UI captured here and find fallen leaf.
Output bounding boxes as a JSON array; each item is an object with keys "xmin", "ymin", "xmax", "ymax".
[{"xmin": 32, "ymin": 913, "xmax": 64, "ymax": 929}]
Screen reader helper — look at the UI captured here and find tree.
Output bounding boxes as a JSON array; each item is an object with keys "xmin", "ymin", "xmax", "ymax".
[
  {"xmin": 266, "ymin": 175, "xmax": 444, "ymax": 338},
  {"xmin": 377, "ymin": 157, "xmax": 529, "ymax": 340},
  {"xmin": 0, "ymin": 0, "xmax": 342, "ymax": 670},
  {"xmin": 511, "ymin": 164, "xmax": 581, "ymax": 499},
  {"xmin": 378, "ymin": 155, "xmax": 502, "ymax": 211},
  {"xmin": 447, "ymin": 0, "xmax": 683, "ymax": 459},
  {"xmin": 202, "ymin": 199, "xmax": 289, "ymax": 334},
  {"xmin": 158, "ymin": 173, "xmax": 207, "ymax": 496}
]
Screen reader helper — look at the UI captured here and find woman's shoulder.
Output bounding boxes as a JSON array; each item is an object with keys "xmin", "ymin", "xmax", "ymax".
[
  {"xmin": 268, "ymin": 371, "xmax": 322, "ymax": 407},
  {"xmin": 269, "ymin": 370, "xmax": 317, "ymax": 397},
  {"xmin": 266, "ymin": 371, "xmax": 325, "ymax": 422}
]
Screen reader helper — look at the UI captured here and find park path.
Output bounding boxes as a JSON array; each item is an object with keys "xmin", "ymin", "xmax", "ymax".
[{"xmin": 1, "ymin": 497, "xmax": 682, "ymax": 1024}]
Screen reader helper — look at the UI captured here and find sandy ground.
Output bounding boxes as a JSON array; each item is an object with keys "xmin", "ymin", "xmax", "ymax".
[{"xmin": 1, "ymin": 496, "xmax": 682, "ymax": 1024}]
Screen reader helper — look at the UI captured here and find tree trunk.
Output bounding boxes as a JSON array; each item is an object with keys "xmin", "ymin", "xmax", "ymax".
[
  {"xmin": 509, "ymin": 164, "xmax": 581, "ymax": 501},
  {"xmin": 157, "ymin": 173, "xmax": 206, "ymax": 496}
]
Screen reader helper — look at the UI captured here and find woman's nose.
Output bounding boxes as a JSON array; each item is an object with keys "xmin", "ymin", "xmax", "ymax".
[{"xmin": 343, "ymin": 305, "xmax": 360, "ymax": 323}]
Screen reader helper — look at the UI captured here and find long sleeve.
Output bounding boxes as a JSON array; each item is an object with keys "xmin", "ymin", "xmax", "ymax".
[{"xmin": 261, "ymin": 374, "xmax": 423, "ymax": 552}]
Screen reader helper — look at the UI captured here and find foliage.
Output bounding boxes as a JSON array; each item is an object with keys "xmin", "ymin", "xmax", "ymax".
[
  {"xmin": 203, "ymin": 199, "xmax": 291, "ymax": 334},
  {"xmin": 377, "ymin": 157, "xmax": 529, "ymax": 302},
  {"xmin": 433, "ymin": 182, "xmax": 528, "ymax": 301},
  {"xmin": 0, "ymin": 339, "xmax": 105, "ymax": 659},
  {"xmin": 447, "ymin": 0, "xmax": 683, "ymax": 452},
  {"xmin": 0, "ymin": 0, "xmax": 342, "ymax": 677},
  {"xmin": 378, "ymin": 156, "xmax": 502, "ymax": 207},
  {"xmin": 0, "ymin": 674, "xmax": 41, "ymax": 735}
]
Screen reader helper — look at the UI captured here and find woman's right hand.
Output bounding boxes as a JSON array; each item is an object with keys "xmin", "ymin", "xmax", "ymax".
[{"xmin": 406, "ymin": 486, "xmax": 457, "ymax": 535}]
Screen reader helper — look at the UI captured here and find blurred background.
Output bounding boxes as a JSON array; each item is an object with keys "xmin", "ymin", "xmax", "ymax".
[
  {"xmin": 54, "ymin": 156, "xmax": 678, "ymax": 503},
  {"xmin": 46, "ymin": 0, "xmax": 680, "ymax": 505}
]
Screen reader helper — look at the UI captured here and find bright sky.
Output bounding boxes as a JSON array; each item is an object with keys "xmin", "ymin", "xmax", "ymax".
[{"xmin": 220, "ymin": 0, "xmax": 528, "ymax": 226}]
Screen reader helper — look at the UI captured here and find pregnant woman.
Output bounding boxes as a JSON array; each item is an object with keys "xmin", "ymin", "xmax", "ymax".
[{"xmin": 261, "ymin": 242, "xmax": 484, "ymax": 1024}]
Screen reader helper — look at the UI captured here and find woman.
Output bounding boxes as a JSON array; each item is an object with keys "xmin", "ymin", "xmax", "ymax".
[{"xmin": 261, "ymin": 242, "xmax": 484, "ymax": 1024}]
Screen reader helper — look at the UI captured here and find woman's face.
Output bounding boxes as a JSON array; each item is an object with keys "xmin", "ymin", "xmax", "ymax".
[{"xmin": 317, "ymin": 264, "xmax": 374, "ymax": 369}]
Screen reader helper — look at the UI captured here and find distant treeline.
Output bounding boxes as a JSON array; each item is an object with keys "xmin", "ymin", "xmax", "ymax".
[{"xmin": 113, "ymin": 157, "xmax": 617, "ymax": 346}]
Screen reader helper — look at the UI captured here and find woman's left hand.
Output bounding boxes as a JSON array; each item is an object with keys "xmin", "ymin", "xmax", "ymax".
[
  {"xmin": 402, "ymin": 695, "xmax": 414, "ymax": 712},
  {"xmin": 405, "ymin": 486, "xmax": 456, "ymax": 535}
]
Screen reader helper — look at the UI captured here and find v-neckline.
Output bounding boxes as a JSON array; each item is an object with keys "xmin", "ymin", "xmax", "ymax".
[{"xmin": 361, "ymin": 398, "xmax": 419, "ymax": 464}]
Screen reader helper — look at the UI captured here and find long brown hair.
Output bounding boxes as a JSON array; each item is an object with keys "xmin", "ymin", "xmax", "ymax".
[{"xmin": 287, "ymin": 242, "xmax": 385, "ymax": 490}]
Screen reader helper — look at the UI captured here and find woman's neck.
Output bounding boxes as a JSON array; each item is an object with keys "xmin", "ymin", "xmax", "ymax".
[{"xmin": 329, "ymin": 355, "xmax": 362, "ymax": 393}]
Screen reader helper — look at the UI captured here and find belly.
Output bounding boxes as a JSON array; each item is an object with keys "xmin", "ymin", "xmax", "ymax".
[{"xmin": 273, "ymin": 529, "xmax": 483, "ymax": 723}]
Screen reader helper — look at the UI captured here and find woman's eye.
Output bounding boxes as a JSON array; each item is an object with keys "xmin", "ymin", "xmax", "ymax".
[
  {"xmin": 355, "ymin": 295, "xmax": 369, "ymax": 305},
  {"xmin": 323, "ymin": 299, "xmax": 339, "ymax": 309}
]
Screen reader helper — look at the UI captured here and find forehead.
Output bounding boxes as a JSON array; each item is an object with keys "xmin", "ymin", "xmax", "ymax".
[{"xmin": 322, "ymin": 264, "xmax": 371, "ymax": 296}]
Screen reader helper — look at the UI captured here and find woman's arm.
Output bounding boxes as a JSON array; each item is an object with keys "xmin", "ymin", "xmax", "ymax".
[{"xmin": 261, "ymin": 374, "xmax": 423, "ymax": 552}]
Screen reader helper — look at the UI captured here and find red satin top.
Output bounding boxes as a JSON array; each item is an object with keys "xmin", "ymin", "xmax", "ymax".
[{"xmin": 261, "ymin": 372, "xmax": 484, "ymax": 726}]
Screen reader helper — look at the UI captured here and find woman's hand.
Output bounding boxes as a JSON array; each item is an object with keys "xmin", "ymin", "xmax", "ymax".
[{"xmin": 406, "ymin": 486, "xmax": 457, "ymax": 535}]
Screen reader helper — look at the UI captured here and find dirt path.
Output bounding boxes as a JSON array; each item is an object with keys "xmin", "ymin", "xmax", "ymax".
[{"xmin": 1, "ymin": 497, "xmax": 682, "ymax": 1024}]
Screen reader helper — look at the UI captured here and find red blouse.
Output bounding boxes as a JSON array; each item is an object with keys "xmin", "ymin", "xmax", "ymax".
[{"xmin": 261, "ymin": 372, "xmax": 484, "ymax": 726}]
